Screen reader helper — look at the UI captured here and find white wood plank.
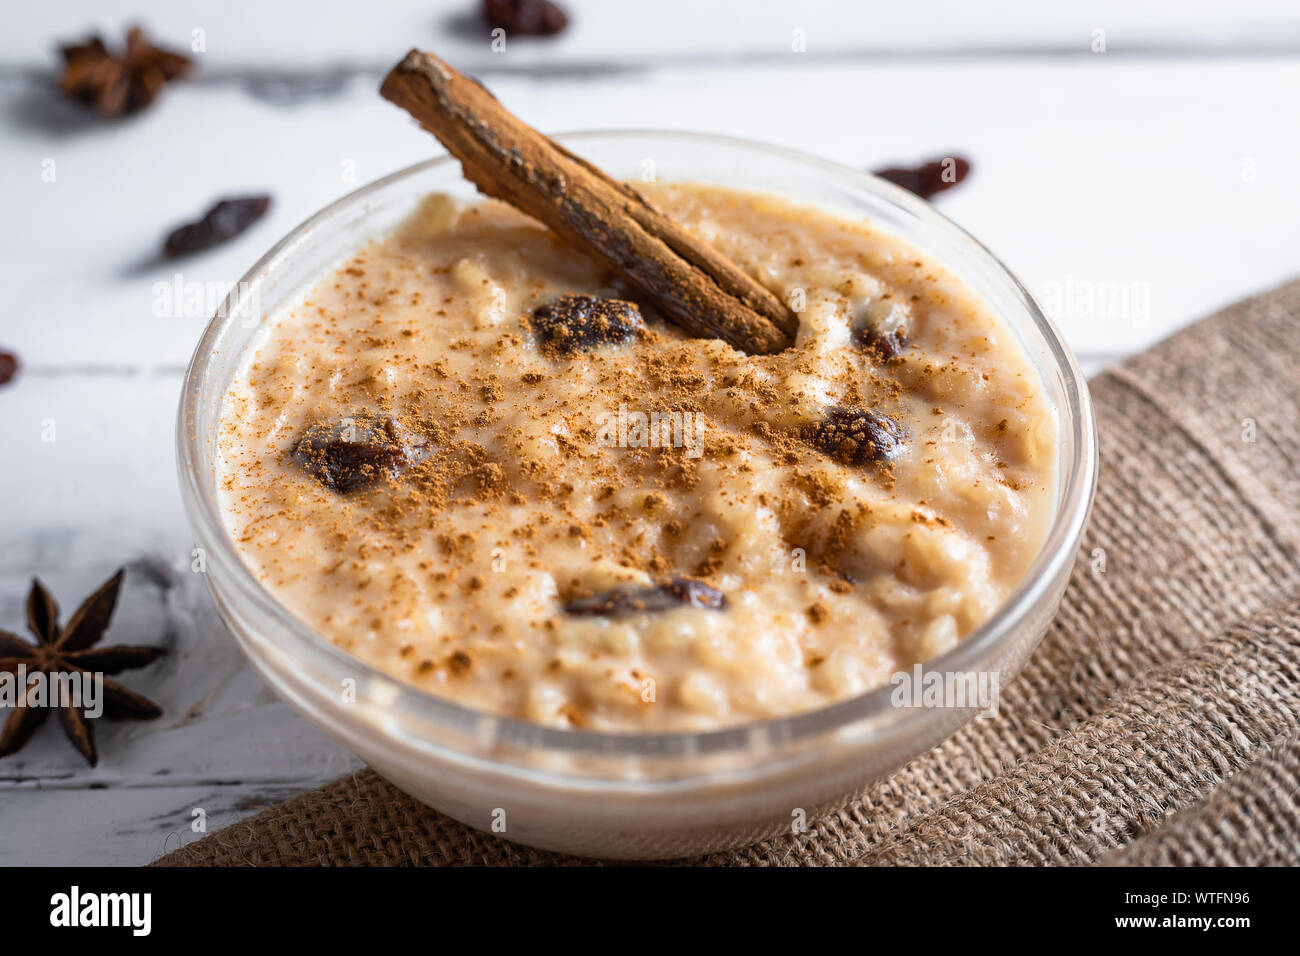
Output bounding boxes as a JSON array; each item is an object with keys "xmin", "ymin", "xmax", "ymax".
[
  {"xmin": 5, "ymin": 0, "xmax": 1300, "ymax": 69},
  {"xmin": 0, "ymin": 375, "xmax": 185, "ymax": 540},
  {"xmin": 3, "ymin": 58, "xmax": 1298, "ymax": 369},
  {"xmin": 0, "ymin": 781, "xmax": 342, "ymax": 865}
]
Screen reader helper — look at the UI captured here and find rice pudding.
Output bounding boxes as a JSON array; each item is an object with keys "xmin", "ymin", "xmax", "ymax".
[{"xmin": 217, "ymin": 183, "xmax": 1057, "ymax": 731}]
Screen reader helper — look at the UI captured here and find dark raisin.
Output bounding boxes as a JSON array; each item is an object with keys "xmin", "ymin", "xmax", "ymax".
[
  {"xmin": 565, "ymin": 578, "xmax": 726, "ymax": 617},
  {"xmin": 806, "ymin": 406, "xmax": 908, "ymax": 466},
  {"xmin": 292, "ymin": 414, "xmax": 429, "ymax": 494},
  {"xmin": 482, "ymin": 0, "xmax": 570, "ymax": 36},
  {"xmin": 529, "ymin": 295, "xmax": 642, "ymax": 355},
  {"xmin": 164, "ymin": 195, "xmax": 272, "ymax": 258},
  {"xmin": 0, "ymin": 350, "xmax": 18, "ymax": 387},
  {"xmin": 851, "ymin": 323, "xmax": 906, "ymax": 358},
  {"xmin": 873, "ymin": 156, "xmax": 971, "ymax": 200}
]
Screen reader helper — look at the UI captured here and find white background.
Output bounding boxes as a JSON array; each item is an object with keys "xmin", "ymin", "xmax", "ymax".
[{"xmin": 1, "ymin": 0, "xmax": 1298, "ymax": 864}]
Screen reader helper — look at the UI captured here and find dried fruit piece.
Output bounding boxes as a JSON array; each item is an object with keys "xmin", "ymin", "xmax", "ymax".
[
  {"xmin": 853, "ymin": 298, "xmax": 909, "ymax": 357},
  {"xmin": 58, "ymin": 26, "xmax": 193, "ymax": 117},
  {"xmin": 482, "ymin": 0, "xmax": 570, "ymax": 36},
  {"xmin": 292, "ymin": 414, "xmax": 429, "ymax": 494},
  {"xmin": 873, "ymin": 155, "xmax": 971, "ymax": 200},
  {"xmin": 806, "ymin": 406, "xmax": 908, "ymax": 466},
  {"xmin": 529, "ymin": 295, "xmax": 643, "ymax": 355},
  {"xmin": 851, "ymin": 323, "xmax": 905, "ymax": 358},
  {"xmin": 565, "ymin": 578, "xmax": 726, "ymax": 617},
  {"xmin": 0, "ymin": 350, "xmax": 18, "ymax": 387},
  {"xmin": 164, "ymin": 196, "xmax": 271, "ymax": 258}
]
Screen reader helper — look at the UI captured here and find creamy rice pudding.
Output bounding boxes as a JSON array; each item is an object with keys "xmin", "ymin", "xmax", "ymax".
[{"xmin": 217, "ymin": 184, "xmax": 1057, "ymax": 731}]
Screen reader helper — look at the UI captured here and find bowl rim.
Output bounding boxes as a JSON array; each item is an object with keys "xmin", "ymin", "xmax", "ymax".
[{"xmin": 177, "ymin": 129, "xmax": 1098, "ymax": 760}]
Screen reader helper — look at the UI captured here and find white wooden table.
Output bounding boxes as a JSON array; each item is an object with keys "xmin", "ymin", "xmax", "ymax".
[{"xmin": 2, "ymin": 0, "xmax": 1298, "ymax": 865}]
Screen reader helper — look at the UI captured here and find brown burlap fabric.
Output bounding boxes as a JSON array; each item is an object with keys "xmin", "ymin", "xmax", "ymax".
[{"xmin": 156, "ymin": 278, "xmax": 1300, "ymax": 866}]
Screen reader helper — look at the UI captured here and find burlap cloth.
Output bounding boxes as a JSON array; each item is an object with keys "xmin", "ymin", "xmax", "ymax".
[{"xmin": 156, "ymin": 279, "xmax": 1300, "ymax": 866}]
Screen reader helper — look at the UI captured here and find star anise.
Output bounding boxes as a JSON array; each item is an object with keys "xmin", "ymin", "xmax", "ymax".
[
  {"xmin": 58, "ymin": 26, "xmax": 193, "ymax": 117},
  {"xmin": 0, "ymin": 570, "xmax": 165, "ymax": 766}
]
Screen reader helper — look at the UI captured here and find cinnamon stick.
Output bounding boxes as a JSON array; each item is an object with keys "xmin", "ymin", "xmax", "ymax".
[{"xmin": 380, "ymin": 50, "xmax": 797, "ymax": 354}]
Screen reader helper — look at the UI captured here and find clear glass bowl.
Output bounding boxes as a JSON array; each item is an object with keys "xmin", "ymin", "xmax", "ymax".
[{"xmin": 177, "ymin": 131, "xmax": 1097, "ymax": 859}]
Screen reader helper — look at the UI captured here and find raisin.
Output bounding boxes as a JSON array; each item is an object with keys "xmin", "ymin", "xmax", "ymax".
[
  {"xmin": 529, "ymin": 295, "xmax": 642, "ymax": 355},
  {"xmin": 851, "ymin": 323, "xmax": 905, "ymax": 358},
  {"xmin": 164, "ymin": 195, "xmax": 272, "ymax": 258},
  {"xmin": 565, "ymin": 578, "xmax": 726, "ymax": 617},
  {"xmin": 482, "ymin": 0, "xmax": 570, "ymax": 36},
  {"xmin": 0, "ymin": 350, "xmax": 18, "ymax": 387},
  {"xmin": 806, "ymin": 406, "xmax": 908, "ymax": 466},
  {"xmin": 873, "ymin": 156, "xmax": 971, "ymax": 200},
  {"xmin": 292, "ymin": 414, "xmax": 429, "ymax": 494}
]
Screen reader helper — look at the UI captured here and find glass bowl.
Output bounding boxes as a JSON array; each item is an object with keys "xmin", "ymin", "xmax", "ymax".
[{"xmin": 177, "ymin": 131, "xmax": 1097, "ymax": 860}]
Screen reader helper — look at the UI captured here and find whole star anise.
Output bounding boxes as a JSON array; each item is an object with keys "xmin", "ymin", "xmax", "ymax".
[
  {"xmin": 0, "ymin": 570, "xmax": 165, "ymax": 766},
  {"xmin": 58, "ymin": 26, "xmax": 193, "ymax": 117}
]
